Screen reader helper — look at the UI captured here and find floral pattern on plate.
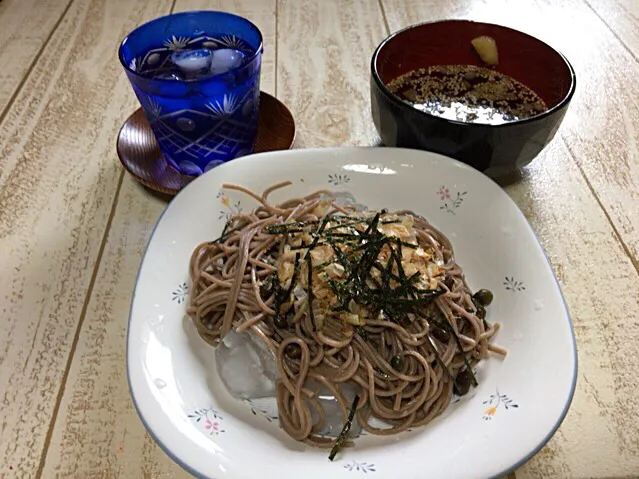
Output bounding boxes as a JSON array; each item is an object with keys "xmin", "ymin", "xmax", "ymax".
[
  {"xmin": 172, "ymin": 282, "xmax": 188, "ymax": 304},
  {"xmin": 244, "ymin": 399, "xmax": 279, "ymax": 423},
  {"xmin": 217, "ymin": 191, "xmax": 242, "ymax": 220},
  {"xmin": 504, "ymin": 276, "xmax": 526, "ymax": 292},
  {"xmin": 344, "ymin": 461, "xmax": 376, "ymax": 473},
  {"xmin": 437, "ymin": 186, "xmax": 467, "ymax": 214},
  {"xmin": 188, "ymin": 408, "xmax": 226, "ymax": 435},
  {"xmin": 328, "ymin": 173, "xmax": 351, "ymax": 186},
  {"xmin": 482, "ymin": 390, "xmax": 519, "ymax": 420}
]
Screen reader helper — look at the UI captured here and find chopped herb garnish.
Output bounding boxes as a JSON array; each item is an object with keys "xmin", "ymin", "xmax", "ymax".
[
  {"xmin": 271, "ymin": 274, "xmax": 284, "ymax": 314},
  {"xmin": 390, "ymin": 355, "xmax": 404, "ymax": 370},
  {"xmin": 285, "ymin": 343, "xmax": 302, "ymax": 359},
  {"xmin": 259, "ymin": 273, "xmax": 275, "ymax": 299},
  {"xmin": 427, "ymin": 338, "xmax": 455, "ymax": 382},
  {"xmin": 305, "ymin": 215, "xmax": 331, "ymax": 255},
  {"xmin": 356, "ymin": 326, "xmax": 368, "ymax": 340},
  {"xmin": 265, "ymin": 215, "xmax": 401, "ymax": 235},
  {"xmin": 434, "ymin": 315, "xmax": 479, "ymax": 389},
  {"xmin": 274, "ymin": 314, "xmax": 287, "ymax": 329},
  {"xmin": 220, "ymin": 220, "xmax": 230, "ymax": 239},
  {"xmin": 209, "ymin": 221, "xmax": 242, "ymax": 244},
  {"xmin": 306, "ymin": 253, "xmax": 316, "ymax": 330},
  {"xmin": 284, "ymin": 252, "xmax": 302, "ymax": 298},
  {"xmin": 328, "ymin": 395, "xmax": 360, "ymax": 461},
  {"xmin": 363, "ymin": 211, "xmax": 382, "ymax": 236},
  {"xmin": 264, "ymin": 211, "xmax": 448, "ymax": 334},
  {"xmin": 461, "ymin": 358, "xmax": 478, "ymax": 388},
  {"xmin": 453, "ymin": 368, "xmax": 474, "ymax": 396}
]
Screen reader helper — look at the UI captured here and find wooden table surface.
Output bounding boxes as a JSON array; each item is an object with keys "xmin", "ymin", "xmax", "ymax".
[{"xmin": 1, "ymin": 0, "xmax": 638, "ymax": 477}]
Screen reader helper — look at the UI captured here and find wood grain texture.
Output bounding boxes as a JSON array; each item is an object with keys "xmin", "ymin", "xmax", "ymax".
[
  {"xmin": 276, "ymin": 0, "xmax": 387, "ymax": 147},
  {"xmin": 39, "ymin": 1, "xmax": 277, "ymax": 477},
  {"xmin": 39, "ymin": 176, "xmax": 187, "ymax": 478},
  {"xmin": 1, "ymin": 0, "xmax": 638, "ymax": 477},
  {"xmin": 585, "ymin": 0, "xmax": 639, "ymax": 59},
  {"xmin": 0, "ymin": 0, "xmax": 173, "ymax": 476},
  {"xmin": 0, "ymin": 0, "xmax": 71, "ymax": 115},
  {"xmin": 381, "ymin": 1, "xmax": 639, "ymax": 477},
  {"xmin": 538, "ymin": 0, "xmax": 639, "ymax": 276}
]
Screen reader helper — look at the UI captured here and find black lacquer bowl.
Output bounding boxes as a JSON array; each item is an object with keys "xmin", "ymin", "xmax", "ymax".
[{"xmin": 371, "ymin": 20, "xmax": 576, "ymax": 177}]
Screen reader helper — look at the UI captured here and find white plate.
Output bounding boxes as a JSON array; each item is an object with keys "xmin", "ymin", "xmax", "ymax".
[{"xmin": 128, "ymin": 147, "xmax": 577, "ymax": 479}]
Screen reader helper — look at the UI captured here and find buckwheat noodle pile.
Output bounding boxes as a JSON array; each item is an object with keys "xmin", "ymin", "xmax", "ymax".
[{"xmin": 187, "ymin": 181, "xmax": 505, "ymax": 451}]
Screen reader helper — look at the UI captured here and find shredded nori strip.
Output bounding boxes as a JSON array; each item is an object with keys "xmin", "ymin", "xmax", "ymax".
[
  {"xmin": 328, "ymin": 395, "xmax": 360, "ymax": 461},
  {"xmin": 267, "ymin": 211, "xmax": 475, "ymax": 389},
  {"xmin": 306, "ymin": 253, "xmax": 316, "ymax": 330}
]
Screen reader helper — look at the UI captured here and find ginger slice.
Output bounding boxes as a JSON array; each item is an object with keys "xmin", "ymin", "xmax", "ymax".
[{"xmin": 471, "ymin": 36, "xmax": 499, "ymax": 66}]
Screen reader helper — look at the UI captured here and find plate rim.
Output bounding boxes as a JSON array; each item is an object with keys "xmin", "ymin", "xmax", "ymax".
[{"xmin": 126, "ymin": 146, "xmax": 578, "ymax": 479}]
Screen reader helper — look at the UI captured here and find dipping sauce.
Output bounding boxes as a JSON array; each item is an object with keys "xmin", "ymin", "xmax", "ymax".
[{"xmin": 386, "ymin": 65, "xmax": 548, "ymax": 125}]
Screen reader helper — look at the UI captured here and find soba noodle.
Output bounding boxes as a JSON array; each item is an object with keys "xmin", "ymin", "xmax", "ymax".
[{"xmin": 187, "ymin": 181, "xmax": 504, "ymax": 451}]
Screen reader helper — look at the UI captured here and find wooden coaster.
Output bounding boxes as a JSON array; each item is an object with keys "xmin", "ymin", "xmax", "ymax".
[{"xmin": 116, "ymin": 91, "xmax": 296, "ymax": 196}]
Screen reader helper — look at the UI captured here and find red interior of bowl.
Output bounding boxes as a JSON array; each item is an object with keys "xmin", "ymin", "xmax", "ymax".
[{"xmin": 374, "ymin": 20, "xmax": 574, "ymax": 109}]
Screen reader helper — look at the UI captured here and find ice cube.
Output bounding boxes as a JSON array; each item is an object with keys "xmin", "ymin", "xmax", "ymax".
[
  {"xmin": 155, "ymin": 71, "xmax": 184, "ymax": 81},
  {"xmin": 210, "ymin": 48, "xmax": 245, "ymax": 75},
  {"xmin": 178, "ymin": 160, "xmax": 202, "ymax": 176},
  {"xmin": 170, "ymin": 48, "xmax": 213, "ymax": 75},
  {"xmin": 334, "ymin": 191, "xmax": 367, "ymax": 211},
  {"xmin": 320, "ymin": 191, "xmax": 367, "ymax": 212},
  {"xmin": 215, "ymin": 330, "xmax": 279, "ymax": 399},
  {"xmin": 308, "ymin": 380, "xmax": 362, "ymax": 438}
]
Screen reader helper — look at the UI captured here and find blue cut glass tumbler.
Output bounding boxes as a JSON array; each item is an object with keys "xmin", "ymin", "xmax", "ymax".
[{"xmin": 118, "ymin": 11, "xmax": 263, "ymax": 176}]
